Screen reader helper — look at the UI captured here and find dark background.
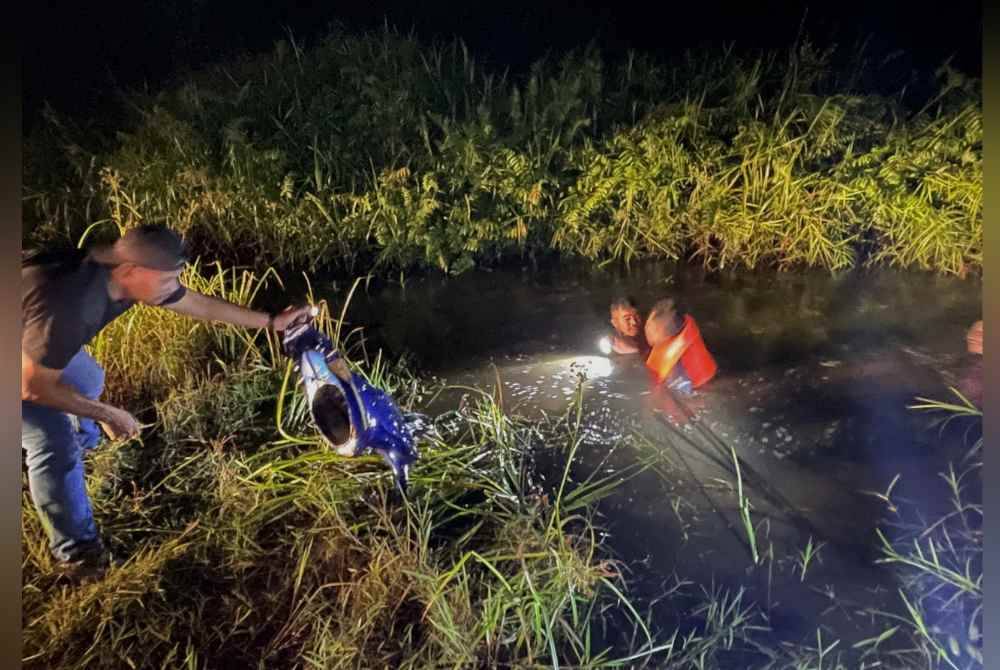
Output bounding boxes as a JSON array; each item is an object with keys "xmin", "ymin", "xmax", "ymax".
[{"xmin": 24, "ymin": 1, "xmax": 982, "ymax": 131}]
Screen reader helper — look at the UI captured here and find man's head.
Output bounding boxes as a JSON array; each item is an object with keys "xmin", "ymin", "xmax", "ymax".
[
  {"xmin": 610, "ymin": 296, "xmax": 642, "ymax": 338},
  {"xmin": 645, "ymin": 298, "xmax": 683, "ymax": 347},
  {"xmin": 92, "ymin": 225, "xmax": 188, "ymax": 305}
]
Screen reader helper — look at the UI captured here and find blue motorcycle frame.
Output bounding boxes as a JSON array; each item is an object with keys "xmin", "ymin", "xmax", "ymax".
[{"xmin": 281, "ymin": 321, "xmax": 419, "ymax": 494}]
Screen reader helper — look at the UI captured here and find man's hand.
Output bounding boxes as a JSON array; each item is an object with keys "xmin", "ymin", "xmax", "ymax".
[
  {"xmin": 271, "ymin": 304, "xmax": 316, "ymax": 332},
  {"xmin": 99, "ymin": 406, "xmax": 142, "ymax": 441}
]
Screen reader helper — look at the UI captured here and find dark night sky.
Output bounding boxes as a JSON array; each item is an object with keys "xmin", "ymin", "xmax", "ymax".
[{"xmin": 24, "ymin": 1, "xmax": 982, "ymax": 130}]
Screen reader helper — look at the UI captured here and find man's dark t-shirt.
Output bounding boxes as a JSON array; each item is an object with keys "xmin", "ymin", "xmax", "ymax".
[
  {"xmin": 21, "ymin": 250, "xmax": 185, "ymax": 370},
  {"xmin": 609, "ymin": 330, "xmax": 650, "ymax": 358}
]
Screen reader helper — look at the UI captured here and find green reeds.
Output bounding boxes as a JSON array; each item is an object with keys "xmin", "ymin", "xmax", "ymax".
[
  {"xmin": 21, "ymin": 256, "xmax": 984, "ymax": 668},
  {"xmin": 87, "ymin": 259, "xmax": 281, "ymax": 408},
  {"xmin": 22, "ymin": 267, "xmax": 675, "ymax": 669},
  {"xmin": 864, "ymin": 389, "xmax": 983, "ymax": 668},
  {"xmin": 24, "ymin": 30, "xmax": 981, "ymax": 277},
  {"xmin": 794, "ymin": 536, "xmax": 824, "ymax": 583},
  {"xmin": 731, "ymin": 445, "xmax": 761, "ymax": 566}
]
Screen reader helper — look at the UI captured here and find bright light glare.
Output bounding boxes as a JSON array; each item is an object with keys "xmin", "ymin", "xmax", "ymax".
[
  {"xmin": 571, "ymin": 355, "xmax": 614, "ymax": 379},
  {"xmin": 598, "ymin": 336, "xmax": 612, "ymax": 355}
]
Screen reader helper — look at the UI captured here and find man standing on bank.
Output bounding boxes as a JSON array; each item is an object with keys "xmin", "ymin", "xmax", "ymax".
[{"xmin": 21, "ymin": 224, "xmax": 313, "ymax": 581}]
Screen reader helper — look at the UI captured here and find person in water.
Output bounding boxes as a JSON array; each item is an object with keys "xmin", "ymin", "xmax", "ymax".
[
  {"xmin": 608, "ymin": 296, "xmax": 650, "ymax": 356},
  {"xmin": 644, "ymin": 298, "xmax": 717, "ymax": 395},
  {"xmin": 958, "ymin": 319, "xmax": 982, "ymax": 408},
  {"xmin": 967, "ymin": 319, "xmax": 983, "ymax": 355},
  {"xmin": 22, "ymin": 225, "xmax": 313, "ymax": 583}
]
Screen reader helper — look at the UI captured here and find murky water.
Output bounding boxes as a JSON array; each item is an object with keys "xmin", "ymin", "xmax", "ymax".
[{"xmin": 324, "ymin": 260, "xmax": 982, "ymax": 653}]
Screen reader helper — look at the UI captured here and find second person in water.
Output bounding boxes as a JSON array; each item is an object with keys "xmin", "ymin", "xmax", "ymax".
[{"xmin": 608, "ymin": 295, "xmax": 717, "ymax": 394}]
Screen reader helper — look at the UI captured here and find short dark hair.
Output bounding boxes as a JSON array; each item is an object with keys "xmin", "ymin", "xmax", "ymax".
[
  {"xmin": 648, "ymin": 298, "xmax": 685, "ymax": 336},
  {"xmin": 648, "ymin": 298, "xmax": 676, "ymax": 318},
  {"xmin": 90, "ymin": 224, "xmax": 188, "ymax": 271},
  {"xmin": 610, "ymin": 296, "xmax": 639, "ymax": 313}
]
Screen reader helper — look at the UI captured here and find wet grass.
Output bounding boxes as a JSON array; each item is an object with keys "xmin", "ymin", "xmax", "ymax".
[
  {"xmin": 21, "ymin": 262, "xmax": 982, "ymax": 668},
  {"xmin": 24, "ymin": 29, "xmax": 981, "ymax": 277},
  {"xmin": 22, "ymin": 267, "xmax": 672, "ymax": 669}
]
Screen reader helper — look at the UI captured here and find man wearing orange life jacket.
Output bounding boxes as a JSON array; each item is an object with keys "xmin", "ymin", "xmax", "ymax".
[{"xmin": 644, "ymin": 298, "xmax": 717, "ymax": 395}]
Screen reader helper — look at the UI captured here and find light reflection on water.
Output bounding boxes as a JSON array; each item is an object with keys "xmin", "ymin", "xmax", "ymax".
[
  {"xmin": 567, "ymin": 354, "xmax": 615, "ymax": 379},
  {"xmin": 338, "ymin": 261, "xmax": 981, "ymax": 471},
  {"xmin": 326, "ymin": 261, "xmax": 982, "ymax": 647}
]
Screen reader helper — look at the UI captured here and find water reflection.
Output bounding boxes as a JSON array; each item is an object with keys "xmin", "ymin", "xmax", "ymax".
[
  {"xmin": 325, "ymin": 260, "xmax": 982, "ymax": 648},
  {"xmin": 568, "ymin": 355, "xmax": 614, "ymax": 379}
]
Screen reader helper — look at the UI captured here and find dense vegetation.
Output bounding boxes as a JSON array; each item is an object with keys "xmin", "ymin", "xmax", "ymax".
[
  {"xmin": 21, "ymin": 268, "xmax": 982, "ymax": 669},
  {"xmin": 24, "ymin": 29, "xmax": 981, "ymax": 277},
  {"xmin": 21, "ymin": 27, "xmax": 982, "ymax": 669}
]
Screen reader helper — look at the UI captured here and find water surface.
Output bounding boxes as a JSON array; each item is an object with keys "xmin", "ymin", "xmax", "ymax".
[{"xmin": 325, "ymin": 260, "xmax": 982, "ymax": 653}]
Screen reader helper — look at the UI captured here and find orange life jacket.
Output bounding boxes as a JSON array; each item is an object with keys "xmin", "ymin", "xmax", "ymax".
[{"xmin": 645, "ymin": 314, "xmax": 717, "ymax": 388}]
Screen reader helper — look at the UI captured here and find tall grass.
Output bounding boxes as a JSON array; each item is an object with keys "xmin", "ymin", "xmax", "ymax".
[
  {"xmin": 24, "ymin": 29, "xmax": 981, "ymax": 277},
  {"xmin": 22, "ymin": 258, "xmax": 984, "ymax": 668},
  {"xmin": 872, "ymin": 390, "xmax": 983, "ymax": 668},
  {"xmin": 86, "ymin": 259, "xmax": 282, "ymax": 408},
  {"xmin": 23, "ymin": 267, "xmax": 681, "ymax": 669}
]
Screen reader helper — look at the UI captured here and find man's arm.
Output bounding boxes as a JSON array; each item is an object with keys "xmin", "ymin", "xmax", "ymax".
[
  {"xmin": 161, "ymin": 291, "xmax": 271, "ymax": 329},
  {"xmin": 21, "ymin": 352, "xmax": 139, "ymax": 437},
  {"xmin": 22, "ymin": 352, "xmax": 109, "ymax": 421},
  {"xmin": 161, "ymin": 291, "xmax": 314, "ymax": 331}
]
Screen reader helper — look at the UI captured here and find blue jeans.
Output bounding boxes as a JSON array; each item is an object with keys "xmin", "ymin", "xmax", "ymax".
[{"xmin": 22, "ymin": 349, "xmax": 106, "ymax": 561}]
